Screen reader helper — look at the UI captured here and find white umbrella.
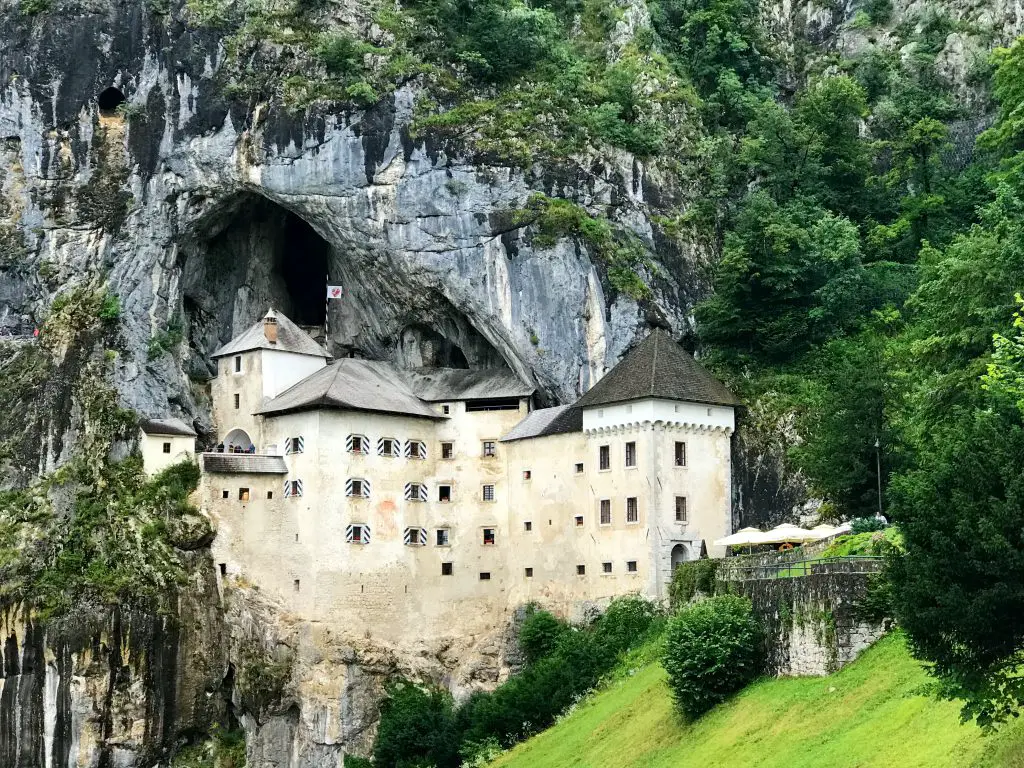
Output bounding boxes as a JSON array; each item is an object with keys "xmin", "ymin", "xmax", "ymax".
[
  {"xmin": 809, "ymin": 523, "xmax": 838, "ymax": 540},
  {"xmin": 756, "ymin": 523, "xmax": 819, "ymax": 544},
  {"xmin": 714, "ymin": 527, "xmax": 765, "ymax": 548}
]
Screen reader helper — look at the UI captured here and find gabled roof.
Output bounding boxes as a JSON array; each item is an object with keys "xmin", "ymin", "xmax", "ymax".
[
  {"xmin": 400, "ymin": 368, "xmax": 535, "ymax": 402},
  {"xmin": 212, "ymin": 309, "xmax": 329, "ymax": 360},
  {"xmin": 501, "ymin": 405, "xmax": 583, "ymax": 442},
  {"xmin": 575, "ymin": 328, "xmax": 739, "ymax": 409},
  {"xmin": 257, "ymin": 359, "xmax": 442, "ymax": 420},
  {"xmin": 139, "ymin": 417, "xmax": 197, "ymax": 437},
  {"xmin": 201, "ymin": 454, "xmax": 288, "ymax": 474}
]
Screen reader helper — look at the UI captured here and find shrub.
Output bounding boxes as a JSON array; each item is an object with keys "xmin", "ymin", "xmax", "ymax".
[
  {"xmin": 663, "ymin": 595, "xmax": 763, "ymax": 719},
  {"xmin": 668, "ymin": 559, "xmax": 721, "ymax": 609},
  {"xmin": 592, "ymin": 594, "xmax": 664, "ymax": 654},
  {"xmin": 519, "ymin": 605, "xmax": 569, "ymax": 665},
  {"xmin": 851, "ymin": 516, "xmax": 887, "ymax": 534}
]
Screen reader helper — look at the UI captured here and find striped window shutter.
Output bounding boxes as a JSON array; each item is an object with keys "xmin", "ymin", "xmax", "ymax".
[
  {"xmin": 284, "ymin": 479, "xmax": 292, "ymax": 498},
  {"xmin": 404, "ymin": 527, "xmax": 427, "ymax": 546},
  {"xmin": 346, "ymin": 434, "xmax": 366, "ymax": 453},
  {"xmin": 284, "ymin": 479, "xmax": 303, "ymax": 498},
  {"xmin": 346, "ymin": 478, "xmax": 371, "ymax": 498},
  {"xmin": 346, "ymin": 524, "xmax": 372, "ymax": 544},
  {"xmin": 284, "ymin": 437, "xmax": 291, "ymax": 454},
  {"xmin": 404, "ymin": 483, "xmax": 427, "ymax": 501},
  {"xmin": 284, "ymin": 436, "xmax": 304, "ymax": 455},
  {"xmin": 404, "ymin": 440, "xmax": 426, "ymax": 459},
  {"xmin": 377, "ymin": 438, "xmax": 393, "ymax": 456}
]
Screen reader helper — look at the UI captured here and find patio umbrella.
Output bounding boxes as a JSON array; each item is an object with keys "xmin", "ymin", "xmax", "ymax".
[
  {"xmin": 756, "ymin": 523, "xmax": 820, "ymax": 545},
  {"xmin": 809, "ymin": 523, "xmax": 838, "ymax": 540},
  {"xmin": 714, "ymin": 527, "xmax": 764, "ymax": 548}
]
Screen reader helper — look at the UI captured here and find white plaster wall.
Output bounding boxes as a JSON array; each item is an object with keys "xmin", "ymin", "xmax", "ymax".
[
  {"xmin": 141, "ymin": 433, "xmax": 196, "ymax": 476},
  {"xmin": 261, "ymin": 349, "xmax": 326, "ymax": 399},
  {"xmin": 582, "ymin": 398, "xmax": 735, "ymax": 432}
]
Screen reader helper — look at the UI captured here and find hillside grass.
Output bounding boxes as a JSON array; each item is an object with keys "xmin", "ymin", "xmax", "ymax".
[{"xmin": 491, "ymin": 633, "xmax": 1024, "ymax": 768}]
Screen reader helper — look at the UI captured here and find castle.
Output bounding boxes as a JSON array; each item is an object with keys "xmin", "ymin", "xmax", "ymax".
[{"xmin": 153, "ymin": 310, "xmax": 738, "ymax": 644}]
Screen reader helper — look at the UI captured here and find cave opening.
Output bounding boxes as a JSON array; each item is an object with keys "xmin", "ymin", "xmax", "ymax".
[
  {"xmin": 97, "ymin": 87, "xmax": 126, "ymax": 116},
  {"xmin": 277, "ymin": 209, "xmax": 329, "ymax": 327}
]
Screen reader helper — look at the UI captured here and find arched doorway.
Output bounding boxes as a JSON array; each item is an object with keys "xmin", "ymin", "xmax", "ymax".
[
  {"xmin": 671, "ymin": 543, "xmax": 691, "ymax": 571},
  {"xmin": 223, "ymin": 428, "xmax": 254, "ymax": 453}
]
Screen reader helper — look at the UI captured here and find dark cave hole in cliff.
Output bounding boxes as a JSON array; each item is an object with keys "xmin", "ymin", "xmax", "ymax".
[{"xmin": 97, "ymin": 87, "xmax": 126, "ymax": 116}]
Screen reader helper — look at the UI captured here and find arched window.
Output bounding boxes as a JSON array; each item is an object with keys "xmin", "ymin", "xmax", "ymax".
[{"xmin": 223, "ymin": 428, "xmax": 254, "ymax": 453}]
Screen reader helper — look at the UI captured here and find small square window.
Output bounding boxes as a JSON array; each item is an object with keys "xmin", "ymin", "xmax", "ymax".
[
  {"xmin": 625, "ymin": 441, "xmax": 636, "ymax": 467},
  {"xmin": 626, "ymin": 497, "xmax": 638, "ymax": 523},
  {"xmin": 234, "ymin": 356, "xmax": 241, "ymax": 373},
  {"xmin": 233, "ymin": 394, "xmax": 240, "ymax": 409},
  {"xmin": 479, "ymin": 571, "xmax": 491, "ymax": 581},
  {"xmin": 162, "ymin": 442, "xmax": 171, "ymax": 454},
  {"xmin": 442, "ymin": 562, "xmax": 454, "ymax": 576},
  {"xmin": 599, "ymin": 445, "xmax": 610, "ymax": 470},
  {"xmin": 482, "ymin": 440, "xmax": 496, "ymax": 458},
  {"xmin": 351, "ymin": 479, "xmax": 364, "ymax": 497},
  {"xmin": 675, "ymin": 496, "xmax": 688, "ymax": 523},
  {"xmin": 482, "ymin": 484, "xmax": 495, "ymax": 502},
  {"xmin": 525, "ymin": 567, "xmax": 534, "ymax": 578},
  {"xmin": 523, "ymin": 469, "xmax": 531, "ymax": 480},
  {"xmin": 600, "ymin": 499, "xmax": 611, "ymax": 525},
  {"xmin": 574, "ymin": 462, "xmax": 584, "ymax": 474},
  {"xmin": 238, "ymin": 488, "xmax": 250, "ymax": 502},
  {"xmin": 349, "ymin": 525, "xmax": 366, "ymax": 544},
  {"xmin": 442, "ymin": 404, "xmax": 451, "ymax": 415},
  {"xmin": 574, "ymin": 515, "xmax": 584, "ymax": 528},
  {"xmin": 221, "ymin": 490, "xmax": 229, "ymax": 500},
  {"xmin": 408, "ymin": 441, "xmax": 424, "ymax": 459},
  {"xmin": 267, "ymin": 490, "xmax": 273, "ymax": 499},
  {"xmin": 441, "ymin": 442, "xmax": 454, "ymax": 459},
  {"xmin": 380, "ymin": 438, "xmax": 398, "ymax": 457},
  {"xmin": 482, "ymin": 528, "xmax": 496, "ymax": 546},
  {"xmin": 219, "ymin": 562, "xmax": 227, "ymax": 576},
  {"xmin": 436, "ymin": 528, "xmax": 450, "ymax": 546},
  {"xmin": 524, "ymin": 521, "xmax": 533, "ymax": 532},
  {"xmin": 675, "ymin": 441, "xmax": 687, "ymax": 467},
  {"xmin": 602, "ymin": 562, "xmax": 612, "ymax": 574},
  {"xmin": 627, "ymin": 560, "xmax": 638, "ymax": 573},
  {"xmin": 576, "ymin": 564, "xmax": 586, "ymax": 576},
  {"xmin": 439, "ymin": 485, "xmax": 452, "ymax": 503}
]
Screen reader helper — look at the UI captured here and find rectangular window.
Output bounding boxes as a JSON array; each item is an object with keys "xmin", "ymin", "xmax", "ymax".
[
  {"xmin": 346, "ymin": 478, "xmax": 370, "ymax": 498},
  {"xmin": 675, "ymin": 441, "xmax": 686, "ymax": 467},
  {"xmin": 234, "ymin": 356, "xmax": 241, "ymax": 373},
  {"xmin": 405, "ymin": 483, "xmax": 427, "ymax": 502},
  {"xmin": 626, "ymin": 497, "xmax": 638, "ymax": 523},
  {"xmin": 346, "ymin": 524, "xmax": 370, "ymax": 544},
  {"xmin": 293, "ymin": 579, "xmax": 300, "ymax": 592},
  {"xmin": 379, "ymin": 438, "xmax": 398, "ymax": 457},
  {"xmin": 675, "ymin": 496, "xmax": 688, "ymax": 523},
  {"xmin": 524, "ymin": 521, "xmax": 533, "ymax": 532},
  {"xmin": 441, "ymin": 562, "xmax": 453, "ymax": 576},
  {"xmin": 602, "ymin": 562, "xmax": 612, "ymax": 574},
  {"xmin": 627, "ymin": 560, "xmax": 638, "ymax": 573},
  {"xmin": 285, "ymin": 479, "xmax": 304, "ymax": 498},
  {"xmin": 574, "ymin": 462, "xmax": 584, "ymax": 474},
  {"xmin": 161, "ymin": 442, "xmax": 171, "ymax": 454},
  {"xmin": 442, "ymin": 404, "xmax": 451, "ymax": 415},
  {"xmin": 221, "ymin": 490, "xmax": 229, "ymax": 499},
  {"xmin": 625, "ymin": 441, "xmax": 636, "ymax": 467},
  {"xmin": 576, "ymin": 564, "xmax": 586, "ymax": 576},
  {"xmin": 523, "ymin": 470, "xmax": 531, "ymax": 480},
  {"xmin": 525, "ymin": 567, "xmax": 534, "ymax": 578},
  {"xmin": 479, "ymin": 572, "xmax": 491, "ymax": 581},
  {"xmin": 482, "ymin": 440, "xmax": 496, "ymax": 458},
  {"xmin": 436, "ymin": 528, "xmax": 450, "ymax": 546},
  {"xmin": 347, "ymin": 434, "xmax": 368, "ymax": 454},
  {"xmin": 439, "ymin": 484, "xmax": 452, "ymax": 503},
  {"xmin": 574, "ymin": 515, "xmax": 584, "ymax": 528},
  {"xmin": 238, "ymin": 488, "xmax": 250, "ymax": 501},
  {"xmin": 482, "ymin": 484, "xmax": 495, "ymax": 502},
  {"xmin": 285, "ymin": 436, "xmax": 304, "ymax": 454},
  {"xmin": 482, "ymin": 528, "xmax": 496, "ymax": 546},
  {"xmin": 233, "ymin": 394, "xmax": 240, "ymax": 410},
  {"xmin": 351, "ymin": 479, "xmax": 363, "ymax": 497},
  {"xmin": 441, "ymin": 442, "xmax": 454, "ymax": 459},
  {"xmin": 404, "ymin": 527, "xmax": 428, "ymax": 546},
  {"xmin": 267, "ymin": 491, "xmax": 273, "ymax": 499},
  {"xmin": 599, "ymin": 445, "xmax": 610, "ymax": 470},
  {"xmin": 406, "ymin": 440, "xmax": 426, "ymax": 459},
  {"xmin": 600, "ymin": 499, "xmax": 611, "ymax": 525}
]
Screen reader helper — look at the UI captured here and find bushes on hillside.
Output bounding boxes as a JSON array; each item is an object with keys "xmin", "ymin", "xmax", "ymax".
[
  {"xmin": 668, "ymin": 558, "xmax": 721, "ymax": 609},
  {"xmin": 663, "ymin": 595, "xmax": 763, "ymax": 719},
  {"xmin": 372, "ymin": 596, "xmax": 662, "ymax": 767}
]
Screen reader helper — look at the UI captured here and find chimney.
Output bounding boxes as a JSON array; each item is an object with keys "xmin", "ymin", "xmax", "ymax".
[{"xmin": 264, "ymin": 311, "xmax": 279, "ymax": 343}]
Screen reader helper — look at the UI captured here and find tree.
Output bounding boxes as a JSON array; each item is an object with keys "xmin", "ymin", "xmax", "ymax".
[{"xmin": 373, "ymin": 682, "xmax": 461, "ymax": 768}]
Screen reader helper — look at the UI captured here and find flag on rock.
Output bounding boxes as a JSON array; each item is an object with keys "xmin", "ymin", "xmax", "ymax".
[{"xmin": 327, "ymin": 285, "xmax": 343, "ymax": 300}]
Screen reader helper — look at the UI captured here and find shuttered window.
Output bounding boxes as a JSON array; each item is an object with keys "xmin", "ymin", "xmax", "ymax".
[
  {"xmin": 346, "ymin": 434, "xmax": 369, "ymax": 454},
  {"xmin": 404, "ymin": 482, "xmax": 428, "ymax": 502},
  {"xmin": 346, "ymin": 478, "xmax": 371, "ymax": 498},
  {"xmin": 404, "ymin": 527, "xmax": 428, "ymax": 546},
  {"xmin": 284, "ymin": 436, "xmax": 305, "ymax": 454},
  {"xmin": 346, "ymin": 524, "xmax": 371, "ymax": 544},
  {"xmin": 283, "ymin": 479, "xmax": 303, "ymax": 498},
  {"xmin": 405, "ymin": 440, "xmax": 426, "ymax": 459}
]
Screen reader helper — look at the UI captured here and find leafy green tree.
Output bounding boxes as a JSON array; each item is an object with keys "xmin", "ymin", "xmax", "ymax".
[
  {"xmin": 663, "ymin": 595, "xmax": 763, "ymax": 719},
  {"xmin": 373, "ymin": 682, "xmax": 461, "ymax": 768},
  {"xmin": 518, "ymin": 606, "xmax": 569, "ymax": 666}
]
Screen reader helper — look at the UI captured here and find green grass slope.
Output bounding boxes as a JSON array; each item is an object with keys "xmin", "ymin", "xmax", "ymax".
[{"xmin": 492, "ymin": 633, "xmax": 1024, "ymax": 768}]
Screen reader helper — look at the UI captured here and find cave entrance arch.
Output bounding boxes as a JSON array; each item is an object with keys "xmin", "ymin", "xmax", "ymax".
[
  {"xmin": 98, "ymin": 87, "xmax": 126, "ymax": 116},
  {"xmin": 183, "ymin": 194, "xmax": 331, "ymax": 359}
]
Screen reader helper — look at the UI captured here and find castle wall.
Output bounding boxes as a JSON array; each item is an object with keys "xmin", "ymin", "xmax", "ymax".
[{"xmin": 141, "ymin": 432, "xmax": 196, "ymax": 476}]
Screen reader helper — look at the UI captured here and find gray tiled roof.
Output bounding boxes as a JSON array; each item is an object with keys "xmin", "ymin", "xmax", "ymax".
[
  {"xmin": 201, "ymin": 453, "xmax": 288, "ymax": 474},
  {"xmin": 575, "ymin": 328, "xmax": 739, "ymax": 409},
  {"xmin": 139, "ymin": 417, "xmax": 197, "ymax": 437},
  {"xmin": 500, "ymin": 405, "xmax": 583, "ymax": 442},
  {"xmin": 400, "ymin": 368, "xmax": 535, "ymax": 402},
  {"xmin": 212, "ymin": 309, "xmax": 329, "ymax": 359},
  {"xmin": 258, "ymin": 359, "xmax": 442, "ymax": 420}
]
